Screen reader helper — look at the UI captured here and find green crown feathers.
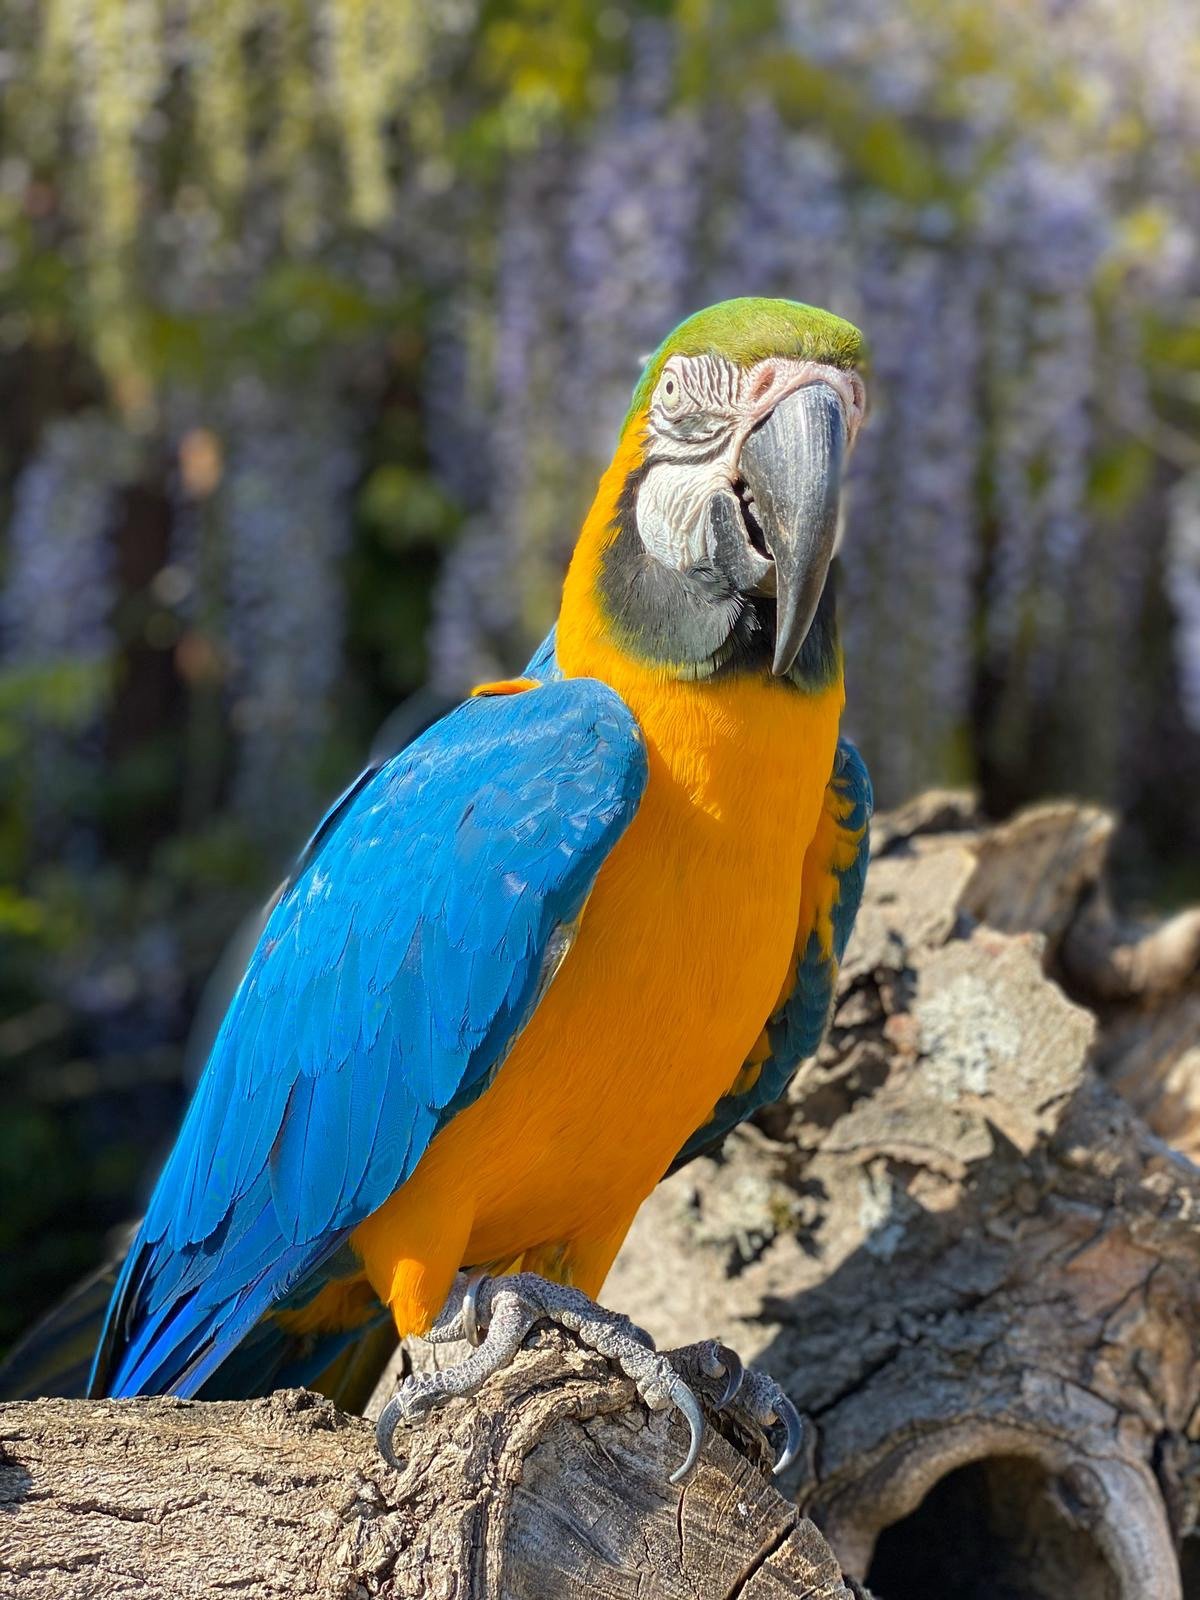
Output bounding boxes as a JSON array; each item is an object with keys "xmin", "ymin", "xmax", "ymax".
[{"xmin": 623, "ymin": 297, "xmax": 865, "ymax": 435}]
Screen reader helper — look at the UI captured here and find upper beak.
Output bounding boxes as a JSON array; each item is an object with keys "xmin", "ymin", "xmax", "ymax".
[{"xmin": 738, "ymin": 382, "xmax": 846, "ymax": 676}]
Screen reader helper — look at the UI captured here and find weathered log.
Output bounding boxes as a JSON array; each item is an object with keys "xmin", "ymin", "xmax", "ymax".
[
  {"xmin": 607, "ymin": 794, "xmax": 1200, "ymax": 1598},
  {"xmin": 0, "ymin": 1343, "xmax": 863, "ymax": 1599},
  {"xmin": 2, "ymin": 792, "xmax": 1197, "ymax": 1598}
]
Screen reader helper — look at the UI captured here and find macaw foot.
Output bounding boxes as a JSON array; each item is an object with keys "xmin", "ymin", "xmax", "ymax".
[
  {"xmin": 665, "ymin": 1338, "xmax": 806, "ymax": 1479},
  {"xmin": 374, "ymin": 1272, "xmax": 803, "ymax": 1484}
]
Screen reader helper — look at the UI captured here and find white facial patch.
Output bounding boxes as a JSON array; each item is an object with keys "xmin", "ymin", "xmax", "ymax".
[
  {"xmin": 635, "ymin": 458, "xmax": 732, "ymax": 570},
  {"xmin": 634, "ymin": 353, "xmax": 865, "ymax": 570}
]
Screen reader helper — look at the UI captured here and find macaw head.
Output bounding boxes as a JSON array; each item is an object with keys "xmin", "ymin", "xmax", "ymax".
[{"xmin": 564, "ymin": 296, "xmax": 866, "ymax": 686}]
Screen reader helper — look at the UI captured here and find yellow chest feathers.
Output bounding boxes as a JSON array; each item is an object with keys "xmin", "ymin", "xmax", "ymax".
[
  {"xmin": 351, "ymin": 610, "xmax": 845, "ymax": 1323},
  {"xmin": 583, "ymin": 671, "xmax": 841, "ymax": 1002}
]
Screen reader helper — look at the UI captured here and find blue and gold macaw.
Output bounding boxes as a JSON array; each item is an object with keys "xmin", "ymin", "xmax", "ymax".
[{"xmin": 10, "ymin": 299, "xmax": 873, "ymax": 1479}]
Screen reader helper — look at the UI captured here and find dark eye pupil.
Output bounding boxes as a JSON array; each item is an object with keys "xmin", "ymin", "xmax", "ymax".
[{"xmin": 666, "ymin": 381, "xmax": 674, "ymax": 393}]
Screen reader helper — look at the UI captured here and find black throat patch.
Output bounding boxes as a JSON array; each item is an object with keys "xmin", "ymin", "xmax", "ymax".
[{"xmin": 595, "ymin": 467, "xmax": 841, "ymax": 691}]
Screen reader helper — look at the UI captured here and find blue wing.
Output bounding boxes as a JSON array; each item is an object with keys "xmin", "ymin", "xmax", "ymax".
[
  {"xmin": 91, "ymin": 673, "xmax": 646, "ymax": 1399},
  {"xmin": 669, "ymin": 737, "xmax": 872, "ymax": 1171}
]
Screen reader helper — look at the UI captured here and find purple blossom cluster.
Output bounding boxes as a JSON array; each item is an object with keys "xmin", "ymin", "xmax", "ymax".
[
  {"xmin": 0, "ymin": 412, "xmax": 135, "ymax": 847},
  {"xmin": 2, "ymin": 413, "xmax": 132, "ymax": 674},
  {"xmin": 425, "ymin": 0, "xmax": 1200, "ymax": 802},
  {"xmin": 428, "ymin": 20, "xmax": 707, "ymax": 687},
  {"xmin": 561, "ymin": 22, "xmax": 704, "ymax": 462},
  {"xmin": 220, "ymin": 380, "xmax": 358, "ymax": 845},
  {"xmin": 1167, "ymin": 478, "xmax": 1200, "ymax": 733},
  {"xmin": 3, "ymin": 0, "xmax": 1198, "ymax": 853},
  {"xmin": 839, "ymin": 246, "xmax": 984, "ymax": 798},
  {"xmin": 979, "ymin": 155, "xmax": 1105, "ymax": 699}
]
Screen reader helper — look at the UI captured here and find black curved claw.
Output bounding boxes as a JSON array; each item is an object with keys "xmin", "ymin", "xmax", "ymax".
[
  {"xmin": 715, "ymin": 1345, "xmax": 745, "ymax": 1410},
  {"xmin": 772, "ymin": 1393, "xmax": 805, "ymax": 1476},
  {"xmin": 462, "ymin": 1271, "xmax": 490, "ymax": 1348},
  {"xmin": 668, "ymin": 1383, "xmax": 706, "ymax": 1485},
  {"xmin": 375, "ymin": 1395, "xmax": 405, "ymax": 1470}
]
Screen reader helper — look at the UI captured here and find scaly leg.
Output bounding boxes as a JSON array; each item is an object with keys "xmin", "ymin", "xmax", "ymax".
[{"xmin": 375, "ymin": 1272, "xmax": 802, "ymax": 1482}]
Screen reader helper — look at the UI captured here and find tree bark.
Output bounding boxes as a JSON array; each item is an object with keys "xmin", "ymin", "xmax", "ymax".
[
  {"xmin": 0, "ymin": 1353, "xmax": 861, "ymax": 1599},
  {"xmin": 3, "ymin": 791, "xmax": 1198, "ymax": 1599}
]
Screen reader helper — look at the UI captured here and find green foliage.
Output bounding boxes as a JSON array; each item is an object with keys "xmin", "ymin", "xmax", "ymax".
[
  {"xmin": 0, "ymin": 660, "xmax": 114, "ymax": 889},
  {"xmin": 0, "ymin": 659, "xmax": 111, "ymax": 732},
  {"xmin": 1088, "ymin": 439, "xmax": 1153, "ymax": 514},
  {"xmin": 359, "ymin": 464, "xmax": 459, "ymax": 552},
  {"xmin": 757, "ymin": 52, "xmax": 950, "ymax": 206},
  {"xmin": 0, "ymin": 886, "xmax": 55, "ymax": 941}
]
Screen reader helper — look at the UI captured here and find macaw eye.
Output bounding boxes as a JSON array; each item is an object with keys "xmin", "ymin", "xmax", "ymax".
[{"xmin": 659, "ymin": 372, "xmax": 684, "ymax": 411}]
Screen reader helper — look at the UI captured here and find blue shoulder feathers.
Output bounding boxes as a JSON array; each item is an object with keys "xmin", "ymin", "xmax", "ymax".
[{"xmin": 91, "ymin": 672, "xmax": 646, "ymax": 1399}]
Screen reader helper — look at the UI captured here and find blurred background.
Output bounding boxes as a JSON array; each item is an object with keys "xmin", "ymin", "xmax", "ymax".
[{"xmin": 0, "ymin": 0, "xmax": 1197, "ymax": 1352}]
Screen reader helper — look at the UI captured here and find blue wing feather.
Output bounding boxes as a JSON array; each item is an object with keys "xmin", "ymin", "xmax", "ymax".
[
  {"xmin": 92, "ymin": 668, "xmax": 646, "ymax": 1398},
  {"xmin": 669, "ymin": 737, "xmax": 872, "ymax": 1172}
]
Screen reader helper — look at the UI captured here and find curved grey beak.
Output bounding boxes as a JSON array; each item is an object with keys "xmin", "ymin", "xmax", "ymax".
[{"xmin": 738, "ymin": 382, "xmax": 846, "ymax": 676}]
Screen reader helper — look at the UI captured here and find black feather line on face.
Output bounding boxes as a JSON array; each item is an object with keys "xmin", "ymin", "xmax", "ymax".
[{"xmin": 596, "ymin": 465, "xmax": 841, "ymax": 690}]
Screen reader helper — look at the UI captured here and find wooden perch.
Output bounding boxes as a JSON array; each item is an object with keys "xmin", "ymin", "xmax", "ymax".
[
  {"xmin": 2, "ymin": 791, "xmax": 1198, "ymax": 1598},
  {"xmin": 0, "ymin": 1348, "xmax": 862, "ymax": 1599}
]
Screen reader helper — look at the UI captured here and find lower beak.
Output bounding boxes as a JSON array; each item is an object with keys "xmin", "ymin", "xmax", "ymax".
[{"xmin": 738, "ymin": 382, "xmax": 846, "ymax": 677}]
